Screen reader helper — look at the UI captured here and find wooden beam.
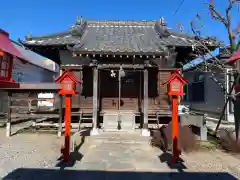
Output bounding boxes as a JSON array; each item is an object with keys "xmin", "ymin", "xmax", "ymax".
[
  {"xmin": 0, "ymin": 83, "xmax": 61, "ymax": 91},
  {"xmin": 58, "ymin": 95, "xmax": 63, "ymax": 137},
  {"xmin": 10, "ymin": 113, "xmax": 59, "ymax": 118},
  {"xmin": 73, "ymin": 50, "xmax": 166, "ymax": 57},
  {"xmin": 97, "ymin": 64, "xmax": 148, "ymax": 69},
  {"xmin": 6, "ymin": 92, "xmax": 12, "ymax": 137},
  {"xmin": 62, "ymin": 64, "xmax": 149, "ymax": 70},
  {"xmin": 61, "ymin": 65, "xmax": 83, "ymax": 70}
]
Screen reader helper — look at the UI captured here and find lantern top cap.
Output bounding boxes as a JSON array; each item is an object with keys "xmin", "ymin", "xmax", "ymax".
[
  {"xmin": 162, "ymin": 69, "xmax": 187, "ymax": 85},
  {"xmin": 55, "ymin": 70, "xmax": 81, "ymax": 84}
]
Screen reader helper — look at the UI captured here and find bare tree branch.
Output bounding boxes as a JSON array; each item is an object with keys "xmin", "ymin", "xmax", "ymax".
[
  {"xmin": 182, "ymin": 0, "xmax": 240, "ymax": 101},
  {"xmin": 205, "ymin": 0, "xmax": 227, "ymax": 25},
  {"xmin": 205, "ymin": 0, "xmax": 239, "ymax": 52}
]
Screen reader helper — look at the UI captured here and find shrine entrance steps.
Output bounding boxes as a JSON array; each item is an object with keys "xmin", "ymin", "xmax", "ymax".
[{"xmin": 102, "ymin": 110, "xmax": 136, "ymax": 132}]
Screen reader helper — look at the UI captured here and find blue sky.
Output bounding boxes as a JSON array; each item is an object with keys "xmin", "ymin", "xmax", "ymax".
[{"xmin": 0, "ymin": 0, "xmax": 239, "ymax": 45}]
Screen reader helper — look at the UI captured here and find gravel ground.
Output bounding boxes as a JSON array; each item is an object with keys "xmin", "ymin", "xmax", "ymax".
[
  {"xmin": 0, "ymin": 129, "xmax": 240, "ymax": 180},
  {"xmin": 0, "ymin": 129, "xmax": 63, "ymax": 179}
]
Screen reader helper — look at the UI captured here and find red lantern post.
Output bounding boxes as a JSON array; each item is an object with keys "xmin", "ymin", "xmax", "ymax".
[
  {"xmin": 164, "ymin": 69, "xmax": 187, "ymax": 163},
  {"xmin": 56, "ymin": 70, "xmax": 81, "ymax": 162}
]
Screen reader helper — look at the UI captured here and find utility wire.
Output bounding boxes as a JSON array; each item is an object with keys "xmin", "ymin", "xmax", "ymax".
[{"xmin": 173, "ymin": 0, "xmax": 185, "ymax": 16}]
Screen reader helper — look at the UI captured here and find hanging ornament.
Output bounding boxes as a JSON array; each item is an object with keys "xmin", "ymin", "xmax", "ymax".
[
  {"xmin": 119, "ymin": 66, "xmax": 126, "ymax": 77},
  {"xmin": 76, "ymin": 16, "xmax": 83, "ymax": 25},
  {"xmin": 191, "ymin": 44, "xmax": 195, "ymax": 51},
  {"xmin": 110, "ymin": 70, "xmax": 116, "ymax": 78}
]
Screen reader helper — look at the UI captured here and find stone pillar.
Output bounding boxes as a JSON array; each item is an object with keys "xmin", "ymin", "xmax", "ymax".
[
  {"xmin": 142, "ymin": 68, "xmax": 150, "ymax": 136},
  {"xmin": 91, "ymin": 65, "xmax": 99, "ymax": 135}
]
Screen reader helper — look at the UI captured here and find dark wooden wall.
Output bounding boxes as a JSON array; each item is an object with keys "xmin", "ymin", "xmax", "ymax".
[
  {"xmin": 71, "ymin": 67, "xmax": 93, "ymax": 113},
  {"xmin": 149, "ymin": 69, "xmax": 173, "ymax": 112}
]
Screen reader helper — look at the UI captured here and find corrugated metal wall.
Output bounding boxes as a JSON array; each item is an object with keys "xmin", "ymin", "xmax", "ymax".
[
  {"xmin": 183, "ymin": 70, "xmax": 226, "ymax": 117},
  {"xmin": 0, "ymin": 58, "xmax": 59, "ymax": 114}
]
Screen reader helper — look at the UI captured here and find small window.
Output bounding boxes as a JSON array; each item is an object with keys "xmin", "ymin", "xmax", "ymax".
[
  {"xmin": 171, "ymin": 79, "xmax": 181, "ymax": 92},
  {"xmin": 0, "ymin": 52, "xmax": 11, "ymax": 80},
  {"xmin": 198, "ymin": 74, "xmax": 205, "ymax": 81},
  {"xmin": 62, "ymin": 79, "xmax": 73, "ymax": 91},
  {"xmin": 194, "ymin": 73, "xmax": 205, "ymax": 82},
  {"xmin": 191, "ymin": 81, "xmax": 205, "ymax": 102}
]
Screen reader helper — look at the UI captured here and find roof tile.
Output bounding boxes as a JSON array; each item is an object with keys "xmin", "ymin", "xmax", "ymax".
[
  {"xmin": 72, "ymin": 24, "xmax": 166, "ymax": 55},
  {"xmin": 20, "ymin": 20, "xmax": 219, "ymax": 54}
]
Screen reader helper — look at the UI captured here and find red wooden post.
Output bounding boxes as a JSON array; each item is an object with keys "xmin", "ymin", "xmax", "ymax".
[
  {"xmin": 56, "ymin": 70, "xmax": 81, "ymax": 162},
  {"xmin": 172, "ymin": 95, "xmax": 180, "ymax": 163},
  {"xmin": 163, "ymin": 69, "xmax": 187, "ymax": 163},
  {"xmin": 64, "ymin": 95, "xmax": 71, "ymax": 161}
]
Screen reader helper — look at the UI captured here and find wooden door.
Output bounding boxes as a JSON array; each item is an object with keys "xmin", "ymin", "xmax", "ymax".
[
  {"xmin": 120, "ymin": 70, "xmax": 141, "ymax": 112},
  {"xmin": 100, "ymin": 70, "xmax": 119, "ymax": 111}
]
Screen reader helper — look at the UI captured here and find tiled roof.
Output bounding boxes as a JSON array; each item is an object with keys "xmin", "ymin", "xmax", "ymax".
[
  {"xmin": 21, "ymin": 31, "xmax": 79, "ymax": 46},
  {"xmin": 70, "ymin": 21, "xmax": 168, "ymax": 55},
  {"xmin": 20, "ymin": 19, "xmax": 220, "ymax": 55}
]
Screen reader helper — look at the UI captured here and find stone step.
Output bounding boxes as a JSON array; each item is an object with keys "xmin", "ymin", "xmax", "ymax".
[
  {"xmin": 88, "ymin": 131, "xmax": 151, "ymax": 144},
  {"xmin": 103, "ymin": 112, "xmax": 135, "ymax": 132}
]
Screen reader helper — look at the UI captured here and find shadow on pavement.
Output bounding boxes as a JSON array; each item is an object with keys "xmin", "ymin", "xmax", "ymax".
[
  {"xmin": 3, "ymin": 168, "xmax": 238, "ymax": 180},
  {"xmin": 159, "ymin": 152, "xmax": 187, "ymax": 173},
  {"xmin": 55, "ymin": 128, "xmax": 90, "ymax": 169}
]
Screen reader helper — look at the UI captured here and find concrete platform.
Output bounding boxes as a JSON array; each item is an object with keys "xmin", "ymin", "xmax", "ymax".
[{"xmin": 1, "ymin": 129, "xmax": 240, "ymax": 179}]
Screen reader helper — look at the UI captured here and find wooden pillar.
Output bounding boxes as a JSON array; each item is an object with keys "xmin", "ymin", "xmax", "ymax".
[
  {"xmin": 91, "ymin": 65, "xmax": 99, "ymax": 135},
  {"xmin": 6, "ymin": 92, "xmax": 12, "ymax": 137},
  {"xmin": 142, "ymin": 68, "xmax": 150, "ymax": 136},
  {"xmin": 58, "ymin": 94, "xmax": 63, "ymax": 137}
]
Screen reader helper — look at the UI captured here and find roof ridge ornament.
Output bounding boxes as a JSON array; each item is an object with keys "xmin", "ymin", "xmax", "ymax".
[
  {"xmin": 159, "ymin": 17, "xmax": 167, "ymax": 26},
  {"xmin": 155, "ymin": 18, "xmax": 170, "ymax": 38},
  {"xmin": 25, "ymin": 32, "xmax": 32, "ymax": 40},
  {"xmin": 76, "ymin": 16, "xmax": 83, "ymax": 25}
]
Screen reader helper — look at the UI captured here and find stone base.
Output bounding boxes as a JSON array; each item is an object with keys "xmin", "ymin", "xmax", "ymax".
[
  {"xmin": 141, "ymin": 129, "xmax": 150, "ymax": 137},
  {"xmin": 6, "ymin": 122, "xmax": 11, "ymax": 137},
  {"xmin": 90, "ymin": 128, "xmax": 100, "ymax": 136},
  {"xmin": 57, "ymin": 131, "xmax": 62, "ymax": 138},
  {"xmin": 200, "ymin": 127, "xmax": 208, "ymax": 141}
]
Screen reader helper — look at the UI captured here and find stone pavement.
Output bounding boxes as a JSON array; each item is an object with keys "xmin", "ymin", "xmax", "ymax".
[
  {"xmin": 70, "ymin": 132, "xmax": 170, "ymax": 171},
  {"xmin": 1, "ymin": 130, "xmax": 240, "ymax": 179}
]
